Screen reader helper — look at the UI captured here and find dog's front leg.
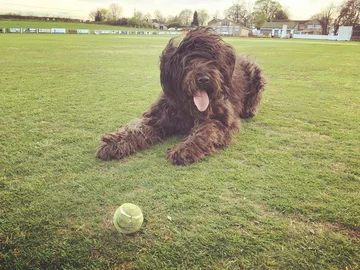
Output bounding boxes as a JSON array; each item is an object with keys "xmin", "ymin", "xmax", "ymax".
[
  {"xmin": 167, "ymin": 119, "xmax": 234, "ymax": 165},
  {"xmin": 96, "ymin": 95, "xmax": 173, "ymax": 161},
  {"xmin": 96, "ymin": 117, "xmax": 165, "ymax": 161}
]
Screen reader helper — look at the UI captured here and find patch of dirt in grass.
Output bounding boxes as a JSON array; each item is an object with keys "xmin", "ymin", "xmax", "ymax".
[
  {"xmin": 213, "ymin": 258, "xmax": 245, "ymax": 269},
  {"xmin": 113, "ymin": 263, "xmax": 135, "ymax": 270},
  {"xmin": 248, "ymin": 200, "xmax": 360, "ymax": 242},
  {"xmin": 331, "ymin": 162, "xmax": 347, "ymax": 172},
  {"xmin": 250, "ymin": 200, "xmax": 282, "ymax": 220},
  {"xmin": 288, "ymin": 216, "xmax": 360, "ymax": 242},
  {"xmin": 301, "ymin": 131, "xmax": 331, "ymax": 141},
  {"xmin": 323, "ymin": 222, "xmax": 360, "ymax": 240},
  {"xmin": 100, "ymin": 204, "xmax": 118, "ymax": 229},
  {"xmin": 218, "ymin": 187, "xmax": 247, "ymax": 204}
]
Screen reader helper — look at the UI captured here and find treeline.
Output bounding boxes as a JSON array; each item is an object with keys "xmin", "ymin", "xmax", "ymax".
[
  {"xmin": 104, "ymin": 17, "xmax": 154, "ymax": 28},
  {"xmin": 0, "ymin": 14, "xmax": 83, "ymax": 23},
  {"xmin": 88, "ymin": 0, "xmax": 290, "ymax": 29},
  {"xmin": 90, "ymin": 0, "xmax": 360, "ymax": 34},
  {"xmin": 1, "ymin": 0, "xmax": 358, "ymax": 34},
  {"xmin": 89, "ymin": 4, "xmax": 205, "ymax": 29},
  {"xmin": 312, "ymin": 0, "xmax": 360, "ymax": 35}
]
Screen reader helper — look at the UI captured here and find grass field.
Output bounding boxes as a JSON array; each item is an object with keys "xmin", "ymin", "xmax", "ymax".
[{"xmin": 1, "ymin": 27, "xmax": 360, "ymax": 269}]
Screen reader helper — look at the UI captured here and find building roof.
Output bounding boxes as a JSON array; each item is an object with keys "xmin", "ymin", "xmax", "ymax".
[
  {"xmin": 208, "ymin": 18, "xmax": 238, "ymax": 24},
  {"xmin": 261, "ymin": 21, "xmax": 298, "ymax": 29},
  {"xmin": 292, "ymin": 20, "xmax": 310, "ymax": 23},
  {"xmin": 220, "ymin": 18, "xmax": 238, "ymax": 24},
  {"xmin": 207, "ymin": 18, "xmax": 219, "ymax": 25},
  {"xmin": 208, "ymin": 18, "xmax": 249, "ymax": 29},
  {"xmin": 293, "ymin": 19, "xmax": 321, "ymax": 24}
]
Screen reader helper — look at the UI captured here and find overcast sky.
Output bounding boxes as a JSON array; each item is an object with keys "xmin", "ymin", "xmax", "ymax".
[{"xmin": 0, "ymin": 0, "xmax": 342, "ymax": 21}]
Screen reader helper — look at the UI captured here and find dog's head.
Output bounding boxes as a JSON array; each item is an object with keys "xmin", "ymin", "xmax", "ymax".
[{"xmin": 160, "ymin": 27, "xmax": 236, "ymax": 113}]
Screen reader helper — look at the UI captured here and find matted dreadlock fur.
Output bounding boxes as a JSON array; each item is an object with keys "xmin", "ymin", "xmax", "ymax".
[{"xmin": 96, "ymin": 27, "xmax": 266, "ymax": 165}]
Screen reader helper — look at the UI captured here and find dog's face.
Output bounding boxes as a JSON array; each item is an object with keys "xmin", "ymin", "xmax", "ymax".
[
  {"xmin": 183, "ymin": 58, "xmax": 222, "ymax": 112},
  {"xmin": 160, "ymin": 27, "xmax": 236, "ymax": 114}
]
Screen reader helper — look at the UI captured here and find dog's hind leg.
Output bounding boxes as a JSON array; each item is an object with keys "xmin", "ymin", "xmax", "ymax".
[{"xmin": 238, "ymin": 57, "xmax": 266, "ymax": 119}]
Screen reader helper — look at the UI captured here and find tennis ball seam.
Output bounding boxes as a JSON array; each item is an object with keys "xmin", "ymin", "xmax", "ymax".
[{"xmin": 120, "ymin": 207, "xmax": 142, "ymax": 219}]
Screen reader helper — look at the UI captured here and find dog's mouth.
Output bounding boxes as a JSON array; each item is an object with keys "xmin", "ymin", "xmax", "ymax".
[{"xmin": 193, "ymin": 90, "xmax": 209, "ymax": 112}]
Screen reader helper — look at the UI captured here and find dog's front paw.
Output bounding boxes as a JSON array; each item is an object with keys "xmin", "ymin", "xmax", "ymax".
[
  {"xmin": 166, "ymin": 144, "xmax": 202, "ymax": 165},
  {"xmin": 96, "ymin": 142, "xmax": 123, "ymax": 161},
  {"xmin": 240, "ymin": 109, "xmax": 256, "ymax": 119},
  {"xmin": 96, "ymin": 134, "xmax": 131, "ymax": 161}
]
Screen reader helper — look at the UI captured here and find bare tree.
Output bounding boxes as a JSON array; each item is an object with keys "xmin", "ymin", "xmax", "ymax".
[
  {"xmin": 133, "ymin": 10, "xmax": 144, "ymax": 21},
  {"xmin": 107, "ymin": 3, "xmax": 122, "ymax": 21},
  {"xmin": 254, "ymin": 0, "xmax": 282, "ymax": 22},
  {"xmin": 334, "ymin": 0, "xmax": 360, "ymax": 34},
  {"xmin": 225, "ymin": 0, "xmax": 254, "ymax": 27},
  {"xmin": 91, "ymin": 8, "xmax": 108, "ymax": 22},
  {"xmin": 311, "ymin": 3, "xmax": 336, "ymax": 35},
  {"xmin": 179, "ymin": 9, "xmax": 193, "ymax": 26},
  {"xmin": 274, "ymin": 9, "xmax": 289, "ymax": 20},
  {"xmin": 144, "ymin": 13, "xmax": 152, "ymax": 21},
  {"xmin": 225, "ymin": 2, "xmax": 244, "ymax": 23},
  {"xmin": 197, "ymin": 9, "xmax": 209, "ymax": 26},
  {"xmin": 213, "ymin": 9, "xmax": 221, "ymax": 19},
  {"xmin": 89, "ymin": 10, "xmax": 96, "ymax": 21},
  {"xmin": 154, "ymin": 9, "xmax": 166, "ymax": 23},
  {"xmin": 253, "ymin": 11, "xmax": 267, "ymax": 27},
  {"xmin": 167, "ymin": 15, "xmax": 182, "ymax": 26},
  {"xmin": 166, "ymin": 15, "xmax": 175, "ymax": 23}
]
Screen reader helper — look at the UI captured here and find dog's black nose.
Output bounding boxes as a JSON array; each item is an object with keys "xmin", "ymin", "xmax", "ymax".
[{"xmin": 197, "ymin": 76, "xmax": 210, "ymax": 85}]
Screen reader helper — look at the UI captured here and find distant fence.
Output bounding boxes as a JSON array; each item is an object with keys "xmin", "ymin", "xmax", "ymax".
[
  {"xmin": 351, "ymin": 25, "xmax": 360, "ymax": 41},
  {"xmin": 293, "ymin": 34, "xmax": 338, "ymax": 41},
  {"xmin": 0, "ymin": 27, "xmax": 181, "ymax": 35},
  {"xmin": 293, "ymin": 26, "xmax": 353, "ymax": 41}
]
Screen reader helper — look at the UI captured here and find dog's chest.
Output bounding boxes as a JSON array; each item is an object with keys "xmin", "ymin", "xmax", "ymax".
[{"xmin": 174, "ymin": 115, "xmax": 195, "ymax": 134}]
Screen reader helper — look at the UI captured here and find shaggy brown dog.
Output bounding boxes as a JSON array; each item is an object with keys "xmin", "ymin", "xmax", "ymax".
[{"xmin": 96, "ymin": 27, "xmax": 266, "ymax": 165}]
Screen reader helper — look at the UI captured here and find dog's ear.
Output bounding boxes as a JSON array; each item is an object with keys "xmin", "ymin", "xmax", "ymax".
[
  {"xmin": 217, "ymin": 44, "xmax": 236, "ymax": 98},
  {"xmin": 160, "ymin": 38, "xmax": 175, "ymax": 97},
  {"xmin": 160, "ymin": 38, "xmax": 184, "ymax": 100}
]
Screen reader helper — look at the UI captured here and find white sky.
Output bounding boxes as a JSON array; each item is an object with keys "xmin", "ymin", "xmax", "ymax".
[{"xmin": 0, "ymin": 0, "xmax": 343, "ymax": 21}]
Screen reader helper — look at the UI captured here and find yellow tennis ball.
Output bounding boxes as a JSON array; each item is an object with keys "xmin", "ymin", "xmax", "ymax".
[{"xmin": 113, "ymin": 203, "xmax": 144, "ymax": 234}]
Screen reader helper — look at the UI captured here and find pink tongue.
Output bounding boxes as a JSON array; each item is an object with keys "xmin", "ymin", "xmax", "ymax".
[{"xmin": 193, "ymin": 90, "xmax": 209, "ymax": 112}]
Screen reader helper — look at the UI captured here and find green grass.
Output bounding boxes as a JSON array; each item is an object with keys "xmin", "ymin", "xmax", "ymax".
[{"xmin": 1, "ymin": 32, "xmax": 359, "ymax": 269}]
